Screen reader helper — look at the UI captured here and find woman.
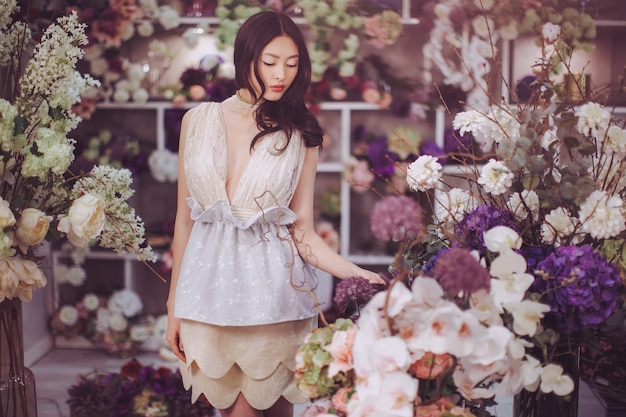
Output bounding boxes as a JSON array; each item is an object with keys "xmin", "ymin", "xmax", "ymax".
[{"xmin": 166, "ymin": 10, "xmax": 384, "ymax": 417}]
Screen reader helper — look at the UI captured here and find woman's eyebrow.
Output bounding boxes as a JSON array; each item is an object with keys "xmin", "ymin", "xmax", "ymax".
[{"xmin": 262, "ymin": 52, "xmax": 299, "ymax": 59}]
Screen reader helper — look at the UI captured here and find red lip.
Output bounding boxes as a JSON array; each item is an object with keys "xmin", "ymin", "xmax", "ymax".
[{"xmin": 270, "ymin": 85, "xmax": 284, "ymax": 92}]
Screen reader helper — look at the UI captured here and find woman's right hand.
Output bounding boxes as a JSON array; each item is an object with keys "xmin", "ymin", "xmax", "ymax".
[{"xmin": 166, "ymin": 315, "xmax": 186, "ymax": 362}]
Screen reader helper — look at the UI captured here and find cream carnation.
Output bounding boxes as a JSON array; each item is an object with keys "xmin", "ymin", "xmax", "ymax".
[
  {"xmin": 575, "ymin": 102, "xmax": 611, "ymax": 138},
  {"xmin": 406, "ymin": 155, "xmax": 442, "ymax": 191},
  {"xmin": 478, "ymin": 159, "xmax": 513, "ymax": 195},
  {"xmin": 540, "ymin": 207, "xmax": 581, "ymax": 247},
  {"xmin": 578, "ymin": 190, "xmax": 626, "ymax": 239}
]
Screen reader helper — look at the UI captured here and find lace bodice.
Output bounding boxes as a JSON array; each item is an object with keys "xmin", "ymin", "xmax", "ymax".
[
  {"xmin": 183, "ymin": 98, "xmax": 306, "ymax": 219},
  {"xmin": 174, "ymin": 97, "xmax": 318, "ymax": 326}
]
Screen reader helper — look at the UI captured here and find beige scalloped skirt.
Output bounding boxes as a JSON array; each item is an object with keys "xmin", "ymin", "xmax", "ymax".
[{"xmin": 178, "ymin": 316, "xmax": 317, "ymax": 410}]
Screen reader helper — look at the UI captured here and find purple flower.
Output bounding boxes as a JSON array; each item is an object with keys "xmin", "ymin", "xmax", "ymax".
[
  {"xmin": 370, "ymin": 194, "xmax": 423, "ymax": 242},
  {"xmin": 333, "ymin": 276, "xmax": 380, "ymax": 314},
  {"xmin": 368, "ymin": 137, "xmax": 396, "ymax": 179},
  {"xmin": 431, "ymin": 247, "xmax": 491, "ymax": 296},
  {"xmin": 420, "ymin": 140, "xmax": 447, "ymax": 164},
  {"xmin": 453, "ymin": 205, "xmax": 517, "ymax": 254},
  {"xmin": 535, "ymin": 245, "xmax": 622, "ymax": 334}
]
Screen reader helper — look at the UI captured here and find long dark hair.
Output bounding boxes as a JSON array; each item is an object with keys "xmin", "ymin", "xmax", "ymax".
[{"xmin": 233, "ymin": 10, "xmax": 324, "ymax": 151}]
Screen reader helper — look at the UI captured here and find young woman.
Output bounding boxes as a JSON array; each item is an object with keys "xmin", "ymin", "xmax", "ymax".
[{"xmin": 166, "ymin": 10, "xmax": 385, "ymax": 417}]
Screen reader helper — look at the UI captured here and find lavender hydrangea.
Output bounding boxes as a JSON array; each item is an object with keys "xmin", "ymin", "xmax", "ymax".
[
  {"xmin": 535, "ymin": 245, "xmax": 622, "ymax": 334},
  {"xmin": 453, "ymin": 204, "xmax": 517, "ymax": 254},
  {"xmin": 370, "ymin": 194, "xmax": 423, "ymax": 242}
]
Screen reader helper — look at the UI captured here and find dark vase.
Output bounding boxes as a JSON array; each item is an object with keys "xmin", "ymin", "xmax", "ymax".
[
  {"xmin": 0, "ymin": 298, "xmax": 38, "ymax": 417},
  {"xmin": 513, "ymin": 345, "xmax": 580, "ymax": 417}
]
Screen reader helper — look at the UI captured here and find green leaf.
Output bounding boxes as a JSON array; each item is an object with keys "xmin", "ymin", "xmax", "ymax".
[
  {"xmin": 48, "ymin": 106, "xmax": 64, "ymax": 121},
  {"xmin": 563, "ymin": 136, "xmax": 580, "ymax": 148},
  {"xmin": 579, "ymin": 140, "xmax": 597, "ymax": 155},
  {"xmin": 528, "ymin": 155, "xmax": 547, "ymax": 174},
  {"xmin": 13, "ymin": 115, "xmax": 27, "ymax": 135},
  {"xmin": 560, "ymin": 182, "xmax": 576, "ymax": 200},
  {"xmin": 522, "ymin": 173, "xmax": 541, "ymax": 190}
]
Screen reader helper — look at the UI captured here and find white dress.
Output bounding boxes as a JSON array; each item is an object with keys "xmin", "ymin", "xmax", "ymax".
[{"xmin": 174, "ymin": 97, "xmax": 318, "ymax": 409}]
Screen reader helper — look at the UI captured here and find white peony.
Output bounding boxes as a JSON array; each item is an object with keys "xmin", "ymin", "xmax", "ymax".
[{"xmin": 108, "ymin": 288, "xmax": 143, "ymax": 318}]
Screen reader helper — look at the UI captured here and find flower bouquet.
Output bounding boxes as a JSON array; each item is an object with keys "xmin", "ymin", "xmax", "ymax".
[
  {"xmin": 66, "ymin": 359, "xmax": 215, "ymax": 417},
  {"xmin": 296, "ymin": 229, "xmax": 579, "ymax": 417}
]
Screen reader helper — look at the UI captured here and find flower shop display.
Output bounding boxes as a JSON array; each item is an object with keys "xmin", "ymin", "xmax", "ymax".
[
  {"xmin": 64, "ymin": 0, "xmax": 181, "ymax": 102},
  {"xmin": 420, "ymin": 0, "xmax": 596, "ymax": 111},
  {"xmin": 51, "ymin": 289, "xmax": 154, "ymax": 358},
  {"xmin": 66, "ymin": 358, "xmax": 215, "ymax": 417}
]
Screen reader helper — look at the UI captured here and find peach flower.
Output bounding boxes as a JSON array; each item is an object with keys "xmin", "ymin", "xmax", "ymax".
[{"xmin": 411, "ymin": 352, "xmax": 455, "ymax": 380}]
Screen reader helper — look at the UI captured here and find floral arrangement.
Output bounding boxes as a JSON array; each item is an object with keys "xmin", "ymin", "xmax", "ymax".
[
  {"xmin": 0, "ymin": 5, "xmax": 154, "ymax": 307},
  {"xmin": 297, "ymin": 0, "xmax": 404, "ymax": 82},
  {"xmin": 344, "ymin": 124, "xmax": 422, "ymax": 194},
  {"xmin": 51, "ymin": 288, "xmax": 153, "ymax": 357},
  {"xmin": 63, "ymin": 0, "xmax": 181, "ymax": 102},
  {"xmin": 296, "ymin": 232, "xmax": 577, "ymax": 416},
  {"xmin": 305, "ymin": 54, "xmax": 424, "ymax": 115},
  {"xmin": 71, "ymin": 128, "xmax": 149, "ymax": 176},
  {"xmin": 420, "ymin": 0, "xmax": 596, "ymax": 111},
  {"xmin": 66, "ymin": 359, "xmax": 215, "ymax": 417}
]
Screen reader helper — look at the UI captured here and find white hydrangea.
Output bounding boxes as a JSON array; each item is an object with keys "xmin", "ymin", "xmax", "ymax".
[
  {"xmin": 406, "ymin": 155, "xmax": 442, "ymax": 191},
  {"xmin": 108, "ymin": 289, "xmax": 143, "ymax": 318},
  {"xmin": 0, "ymin": 21, "xmax": 30, "ymax": 69},
  {"xmin": 148, "ymin": 148, "xmax": 178, "ymax": 183},
  {"xmin": 579, "ymin": 190, "xmax": 626, "ymax": 239},
  {"xmin": 0, "ymin": 231, "xmax": 15, "ymax": 259},
  {"xmin": 130, "ymin": 323, "xmax": 151, "ymax": 342},
  {"xmin": 0, "ymin": 0, "xmax": 18, "ymax": 30},
  {"xmin": 541, "ymin": 207, "xmax": 582, "ymax": 247},
  {"xmin": 575, "ymin": 102, "xmax": 611, "ymax": 138},
  {"xmin": 507, "ymin": 190, "xmax": 539, "ymax": 221},
  {"xmin": 478, "ymin": 159, "xmax": 514, "ymax": 195}
]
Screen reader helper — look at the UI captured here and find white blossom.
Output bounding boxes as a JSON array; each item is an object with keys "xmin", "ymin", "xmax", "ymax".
[
  {"xmin": 507, "ymin": 190, "xmax": 540, "ymax": 221},
  {"xmin": 542, "ymin": 22, "xmax": 561, "ymax": 43},
  {"xmin": 579, "ymin": 190, "xmax": 626, "ymax": 239},
  {"xmin": 478, "ymin": 159, "xmax": 514, "ymax": 195},
  {"xmin": 108, "ymin": 288, "xmax": 143, "ymax": 318},
  {"xmin": 541, "ymin": 207, "xmax": 583, "ymax": 246},
  {"xmin": 605, "ymin": 125, "xmax": 626, "ymax": 155},
  {"xmin": 575, "ymin": 102, "xmax": 611, "ymax": 138},
  {"xmin": 540, "ymin": 365, "xmax": 575, "ymax": 396},
  {"xmin": 148, "ymin": 148, "xmax": 179, "ymax": 183},
  {"xmin": 58, "ymin": 305, "xmax": 79, "ymax": 326},
  {"xmin": 406, "ymin": 155, "xmax": 442, "ymax": 191}
]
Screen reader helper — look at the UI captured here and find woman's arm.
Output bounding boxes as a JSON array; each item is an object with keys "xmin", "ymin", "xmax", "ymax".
[
  {"xmin": 165, "ymin": 110, "xmax": 195, "ymax": 361},
  {"xmin": 290, "ymin": 147, "xmax": 385, "ymax": 285}
]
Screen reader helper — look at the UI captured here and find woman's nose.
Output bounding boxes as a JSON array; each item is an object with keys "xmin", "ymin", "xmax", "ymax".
[{"xmin": 274, "ymin": 66, "xmax": 285, "ymax": 80}]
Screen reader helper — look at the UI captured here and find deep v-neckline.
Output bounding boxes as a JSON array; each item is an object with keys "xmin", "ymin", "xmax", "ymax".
[{"xmin": 218, "ymin": 104, "xmax": 259, "ymax": 206}]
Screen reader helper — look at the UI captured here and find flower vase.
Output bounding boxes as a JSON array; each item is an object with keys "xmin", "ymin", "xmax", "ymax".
[
  {"xmin": 0, "ymin": 298, "xmax": 38, "ymax": 417},
  {"xmin": 513, "ymin": 345, "xmax": 580, "ymax": 417}
]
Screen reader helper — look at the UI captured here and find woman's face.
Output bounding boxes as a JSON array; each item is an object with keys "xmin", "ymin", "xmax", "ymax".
[{"xmin": 250, "ymin": 35, "xmax": 299, "ymax": 101}]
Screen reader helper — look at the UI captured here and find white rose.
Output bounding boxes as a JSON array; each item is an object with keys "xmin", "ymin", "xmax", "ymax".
[
  {"xmin": 57, "ymin": 193, "xmax": 106, "ymax": 248},
  {"xmin": 15, "ymin": 208, "xmax": 51, "ymax": 252},
  {"xmin": 0, "ymin": 257, "xmax": 47, "ymax": 301},
  {"xmin": 0, "ymin": 198, "xmax": 16, "ymax": 229}
]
